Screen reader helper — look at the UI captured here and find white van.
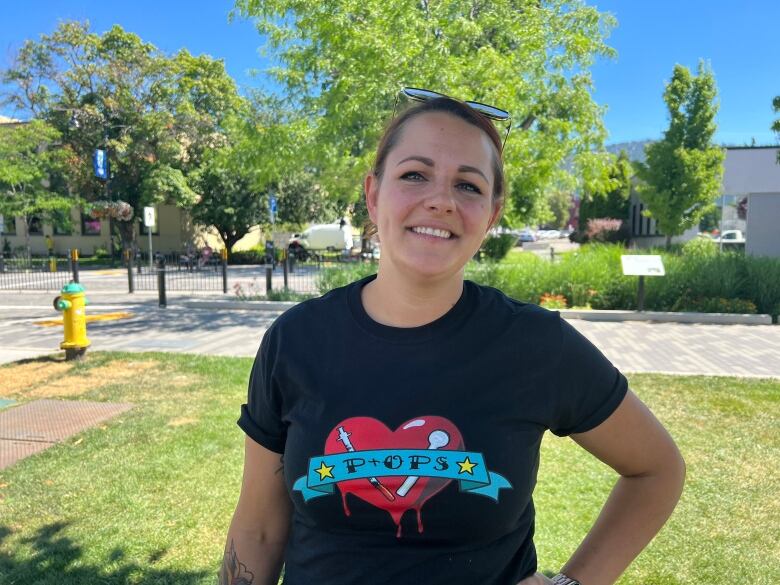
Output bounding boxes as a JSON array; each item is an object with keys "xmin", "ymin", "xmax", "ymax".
[{"xmin": 290, "ymin": 221, "xmax": 354, "ymax": 251}]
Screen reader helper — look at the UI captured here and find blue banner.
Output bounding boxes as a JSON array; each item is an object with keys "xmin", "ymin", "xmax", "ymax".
[
  {"xmin": 293, "ymin": 449, "xmax": 510, "ymax": 502},
  {"xmin": 93, "ymin": 149, "xmax": 109, "ymax": 180}
]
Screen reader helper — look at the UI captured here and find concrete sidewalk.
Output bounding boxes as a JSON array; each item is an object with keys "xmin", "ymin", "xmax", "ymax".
[{"xmin": 1, "ymin": 291, "xmax": 779, "ymax": 378}]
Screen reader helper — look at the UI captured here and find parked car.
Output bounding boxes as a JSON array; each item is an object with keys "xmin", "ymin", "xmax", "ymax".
[
  {"xmin": 712, "ymin": 230, "xmax": 746, "ymax": 244},
  {"xmin": 518, "ymin": 229, "xmax": 537, "ymax": 243}
]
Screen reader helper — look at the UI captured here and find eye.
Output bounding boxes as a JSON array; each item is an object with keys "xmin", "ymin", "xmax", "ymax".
[
  {"xmin": 400, "ymin": 171, "xmax": 425, "ymax": 181},
  {"xmin": 457, "ymin": 181, "xmax": 483, "ymax": 195}
]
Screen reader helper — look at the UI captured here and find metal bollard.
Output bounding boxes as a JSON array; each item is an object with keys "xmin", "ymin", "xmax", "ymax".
[
  {"xmin": 283, "ymin": 253, "xmax": 289, "ymax": 290},
  {"xmin": 550, "ymin": 247, "xmax": 555, "ymax": 262},
  {"xmin": 265, "ymin": 266, "xmax": 273, "ymax": 293},
  {"xmin": 221, "ymin": 249, "xmax": 228, "ymax": 294},
  {"xmin": 157, "ymin": 257, "xmax": 167, "ymax": 308},
  {"xmin": 126, "ymin": 250, "xmax": 135, "ymax": 293},
  {"xmin": 70, "ymin": 249, "xmax": 80, "ymax": 283}
]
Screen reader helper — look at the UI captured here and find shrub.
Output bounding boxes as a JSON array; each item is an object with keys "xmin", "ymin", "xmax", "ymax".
[
  {"xmin": 671, "ymin": 297, "xmax": 757, "ymax": 314},
  {"xmin": 744, "ymin": 256, "xmax": 780, "ymax": 319},
  {"xmin": 317, "ymin": 263, "xmax": 377, "ymax": 294},
  {"xmin": 481, "ymin": 234, "xmax": 516, "ymax": 261},
  {"xmin": 586, "ymin": 218, "xmax": 629, "ymax": 244},
  {"xmin": 681, "ymin": 236, "xmax": 718, "ymax": 258},
  {"xmin": 539, "ymin": 293, "xmax": 568, "ymax": 310}
]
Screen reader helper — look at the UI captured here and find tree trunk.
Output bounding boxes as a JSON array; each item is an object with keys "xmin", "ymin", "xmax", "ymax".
[
  {"xmin": 117, "ymin": 219, "xmax": 136, "ymax": 255},
  {"xmin": 665, "ymin": 234, "xmax": 672, "ymax": 248}
]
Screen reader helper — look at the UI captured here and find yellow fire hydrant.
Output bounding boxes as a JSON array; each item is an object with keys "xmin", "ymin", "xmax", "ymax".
[{"xmin": 53, "ymin": 282, "xmax": 90, "ymax": 360}]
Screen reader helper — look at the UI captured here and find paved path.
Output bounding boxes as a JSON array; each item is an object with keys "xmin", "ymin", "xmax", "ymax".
[{"xmin": 1, "ymin": 292, "xmax": 778, "ymax": 378}]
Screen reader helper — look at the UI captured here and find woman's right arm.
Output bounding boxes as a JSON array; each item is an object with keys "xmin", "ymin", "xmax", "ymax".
[{"xmin": 219, "ymin": 436, "xmax": 292, "ymax": 585}]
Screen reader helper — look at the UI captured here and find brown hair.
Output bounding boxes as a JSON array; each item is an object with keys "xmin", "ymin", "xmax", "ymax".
[{"xmin": 365, "ymin": 97, "xmax": 505, "ymax": 237}]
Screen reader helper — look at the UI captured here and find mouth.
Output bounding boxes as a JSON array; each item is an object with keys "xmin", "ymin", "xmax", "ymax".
[{"xmin": 408, "ymin": 226, "xmax": 457, "ymax": 240}]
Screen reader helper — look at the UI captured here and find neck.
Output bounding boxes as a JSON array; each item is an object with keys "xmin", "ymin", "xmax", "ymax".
[{"xmin": 361, "ymin": 265, "xmax": 464, "ymax": 328}]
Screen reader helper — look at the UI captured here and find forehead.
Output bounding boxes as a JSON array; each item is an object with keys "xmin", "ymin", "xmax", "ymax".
[{"xmin": 389, "ymin": 112, "xmax": 495, "ymax": 169}]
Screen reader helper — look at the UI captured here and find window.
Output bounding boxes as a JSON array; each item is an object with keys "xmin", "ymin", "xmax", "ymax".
[
  {"xmin": 1, "ymin": 216, "xmax": 16, "ymax": 235},
  {"xmin": 81, "ymin": 213, "xmax": 102, "ymax": 236},
  {"xmin": 52, "ymin": 210, "xmax": 72, "ymax": 235},
  {"xmin": 28, "ymin": 216, "xmax": 43, "ymax": 235}
]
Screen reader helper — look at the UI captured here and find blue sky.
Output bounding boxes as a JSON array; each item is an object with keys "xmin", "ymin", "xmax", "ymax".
[{"xmin": 1, "ymin": 0, "xmax": 778, "ymax": 146}]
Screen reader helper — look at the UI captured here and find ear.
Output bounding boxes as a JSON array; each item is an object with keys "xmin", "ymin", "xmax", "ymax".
[
  {"xmin": 487, "ymin": 199, "xmax": 504, "ymax": 232},
  {"xmin": 364, "ymin": 173, "xmax": 379, "ymax": 224}
]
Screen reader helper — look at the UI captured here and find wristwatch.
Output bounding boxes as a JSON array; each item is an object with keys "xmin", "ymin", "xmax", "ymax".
[{"xmin": 551, "ymin": 574, "xmax": 581, "ymax": 585}]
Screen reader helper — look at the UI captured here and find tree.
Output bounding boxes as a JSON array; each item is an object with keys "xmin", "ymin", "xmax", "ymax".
[
  {"xmin": 635, "ymin": 62, "xmax": 724, "ymax": 247},
  {"xmin": 191, "ymin": 144, "xmax": 268, "ymax": 254},
  {"xmin": 0, "ymin": 120, "xmax": 73, "ymax": 256},
  {"xmin": 579, "ymin": 150, "xmax": 632, "ymax": 228},
  {"xmin": 232, "ymin": 0, "xmax": 618, "ymax": 226},
  {"xmin": 1, "ymin": 21, "xmax": 242, "ymax": 252},
  {"xmin": 773, "ymin": 95, "xmax": 780, "ymax": 163}
]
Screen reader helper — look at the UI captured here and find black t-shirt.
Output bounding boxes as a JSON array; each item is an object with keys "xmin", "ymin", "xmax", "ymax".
[{"xmin": 238, "ymin": 275, "xmax": 628, "ymax": 585}]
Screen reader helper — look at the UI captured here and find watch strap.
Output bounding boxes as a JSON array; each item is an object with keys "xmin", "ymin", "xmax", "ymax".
[{"xmin": 551, "ymin": 574, "xmax": 581, "ymax": 585}]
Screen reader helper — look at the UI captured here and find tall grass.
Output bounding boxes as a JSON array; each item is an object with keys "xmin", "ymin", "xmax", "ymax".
[{"xmin": 316, "ymin": 243, "xmax": 780, "ymax": 318}]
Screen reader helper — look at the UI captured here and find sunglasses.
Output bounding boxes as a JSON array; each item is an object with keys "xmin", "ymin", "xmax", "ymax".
[{"xmin": 394, "ymin": 87, "xmax": 513, "ymax": 151}]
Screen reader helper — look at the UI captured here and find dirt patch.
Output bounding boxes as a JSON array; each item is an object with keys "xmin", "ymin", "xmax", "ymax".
[
  {"xmin": 5, "ymin": 360, "xmax": 160, "ymax": 399},
  {"xmin": 0, "ymin": 359, "xmax": 73, "ymax": 394}
]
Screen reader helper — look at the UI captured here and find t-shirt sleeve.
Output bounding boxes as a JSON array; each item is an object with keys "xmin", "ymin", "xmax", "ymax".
[
  {"xmin": 237, "ymin": 325, "xmax": 287, "ymax": 453},
  {"xmin": 549, "ymin": 316, "xmax": 628, "ymax": 437}
]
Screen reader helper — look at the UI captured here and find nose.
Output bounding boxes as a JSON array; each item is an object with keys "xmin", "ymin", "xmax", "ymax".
[{"xmin": 424, "ymin": 182, "xmax": 456, "ymax": 214}]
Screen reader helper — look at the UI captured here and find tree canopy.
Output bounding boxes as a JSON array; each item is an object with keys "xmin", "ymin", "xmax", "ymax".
[
  {"xmin": 0, "ymin": 120, "xmax": 73, "ymax": 254},
  {"xmin": 233, "ymin": 0, "xmax": 618, "ymax": 225},
  {"xmin": 635, "ymin": 62, "xmax": 724, "ymax": 246},
  {"xmin": 1, "ymin": 21, "xmax": 243, "ymax": 249}
]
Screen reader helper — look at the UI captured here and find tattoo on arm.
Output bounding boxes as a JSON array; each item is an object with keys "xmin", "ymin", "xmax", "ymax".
[
  {"xmin": 218, "ymin": 539, "xmax": 255, "ymax": 585},
  {"xmin": 275, "ymin": 455, "xmax": 285, "ymax": 476}
]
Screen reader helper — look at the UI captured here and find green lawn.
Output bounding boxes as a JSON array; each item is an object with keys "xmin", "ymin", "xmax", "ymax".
[{"xmin": 0, "ymin": 353, "xmax": 778, "ymax": 584}]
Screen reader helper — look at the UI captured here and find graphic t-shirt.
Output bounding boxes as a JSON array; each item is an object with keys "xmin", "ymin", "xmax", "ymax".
[{"xmin": 238, "ymin": 275, "xmax": 628, "ymax": 585}]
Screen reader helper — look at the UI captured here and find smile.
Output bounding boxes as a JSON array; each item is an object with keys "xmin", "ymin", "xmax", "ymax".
[{"xmin": 409, "ymin": 226, "xmax": 454, "ymax": 239}]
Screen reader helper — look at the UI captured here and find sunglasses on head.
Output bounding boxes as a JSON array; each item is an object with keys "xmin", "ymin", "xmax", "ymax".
[{"xmin": 394, "ymin": 87, "xmax": 513, "ymax": 151}]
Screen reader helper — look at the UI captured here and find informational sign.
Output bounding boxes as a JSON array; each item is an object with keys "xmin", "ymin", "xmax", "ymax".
[
  {"xmin": 269, "ymin": 195, "xmax": 277, "ymax": 224},
  {"xmin": 143, "ymin": 206, "xmax": 156, "ymax": 227},
  {"xmin": 93, "ymin": 149, "xmax": 109, "ymax": 180},
  {"xmin": 272, "ymin": 232, "xmax": 293, "ymax": 249},
  {"xmin": 621, "ymin": 255, "xmax": 665, "ymax": 276}
]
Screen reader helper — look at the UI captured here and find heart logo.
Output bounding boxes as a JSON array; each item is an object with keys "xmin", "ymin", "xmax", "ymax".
[{"xmin": 323, "ymin": 416, "xmax": 464, "ymax": 537}]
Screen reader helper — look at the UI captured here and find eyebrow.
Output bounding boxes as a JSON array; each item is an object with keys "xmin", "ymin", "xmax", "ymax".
[{"xmin": 396, "ymin": 155, "xmax": 489, "ymax": 183}]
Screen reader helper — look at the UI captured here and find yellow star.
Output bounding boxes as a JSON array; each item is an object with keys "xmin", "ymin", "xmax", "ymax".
[
  {"xmin": 315, "ymin": 460, "xmax": 335, "ymax": 481},
  {"xmin": 457, "ymin": 457, "xmax": 478, "ymax": 475}
]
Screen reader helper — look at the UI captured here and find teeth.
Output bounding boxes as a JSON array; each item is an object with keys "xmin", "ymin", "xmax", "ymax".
[{"xmin": 411, "ymin": 226, "xmax": 452, "ymax": 239}]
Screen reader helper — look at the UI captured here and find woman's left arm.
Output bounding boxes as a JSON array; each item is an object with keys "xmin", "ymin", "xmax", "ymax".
[{"xmin": 558, "ymin": 389, "xmax": 686, "ymax": 585}]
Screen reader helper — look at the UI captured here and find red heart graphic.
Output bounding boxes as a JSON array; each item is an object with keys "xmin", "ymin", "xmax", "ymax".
[{"xmin": 324, "ymin": 416, "xmax": 464, "ymax": 537}]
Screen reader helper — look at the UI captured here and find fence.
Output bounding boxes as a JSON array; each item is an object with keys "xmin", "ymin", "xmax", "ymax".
[{"xmin": 0, "ymin": 254, "xmax": 74, "ymax": 291}]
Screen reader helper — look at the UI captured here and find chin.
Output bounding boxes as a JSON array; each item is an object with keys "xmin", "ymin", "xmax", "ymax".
[{"xmin": 386, "ymin": 252, "xmax": 467, "ymax": 282}]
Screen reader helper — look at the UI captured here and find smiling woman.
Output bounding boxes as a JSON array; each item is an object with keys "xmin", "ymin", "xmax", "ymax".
[{"xmin": 220, "ymin": 92, "xmax": 686, "ymax": 585}]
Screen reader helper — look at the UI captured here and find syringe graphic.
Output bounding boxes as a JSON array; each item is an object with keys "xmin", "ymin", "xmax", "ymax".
[{"xmin": 337, "ymin": 426, "xmax": 395, "ymax": 502}]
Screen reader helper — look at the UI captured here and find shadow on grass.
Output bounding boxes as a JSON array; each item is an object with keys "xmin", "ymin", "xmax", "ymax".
[{"xmin": 0, "ymin": 522, "xmax": 211, "ymax": 585}]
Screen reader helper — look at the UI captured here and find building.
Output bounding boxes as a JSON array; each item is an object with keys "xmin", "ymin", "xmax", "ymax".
[
  {"xmin": 0, "ymin": 204, "xmax": 266, "ymax": 257},
  {"xmin": 1, "ymin": 117, "xmax": 265, "ymax": 256},
  {"xmin": 609, "ymin": 142, "xmax": 780, "ymax": 254}
]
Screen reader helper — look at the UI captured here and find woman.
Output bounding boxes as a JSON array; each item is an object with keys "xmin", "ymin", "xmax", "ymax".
[{"xmin": 221, "ymin": 93, "xmax": 686, "ymax": 585}]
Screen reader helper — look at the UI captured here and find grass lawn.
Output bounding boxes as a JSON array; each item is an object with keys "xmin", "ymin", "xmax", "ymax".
[{"xmin": 0, "ymin": 353, "xmax": 777, "ymax": 584}]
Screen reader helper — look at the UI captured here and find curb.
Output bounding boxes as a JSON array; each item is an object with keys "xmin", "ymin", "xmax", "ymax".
[
  {"xmin": 182, "ymin": 300, "xmax": 296, "ymax": 312},
  {"xmin": 558, "ymin": 309, "xmax": 773, "ymax": 325},
  {"xmin": 181, "ymin": 299, "xmax": 774, "ymax": 325}
]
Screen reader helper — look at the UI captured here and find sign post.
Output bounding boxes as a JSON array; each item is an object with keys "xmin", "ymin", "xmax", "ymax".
[
  {"xmin": 144, "ymin": 207, "xmax": 156, "ymax": 271},
  {"xmin": 269, "ymin": 195, "xmax": 277, "ymax": 225},
  {"xmin": 0, "ymin": 215, "xmax": 5, "ymax": 273},
  {"xmin": 621, "ymin": 255, "xmax": 665, "ymax": 311}
]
